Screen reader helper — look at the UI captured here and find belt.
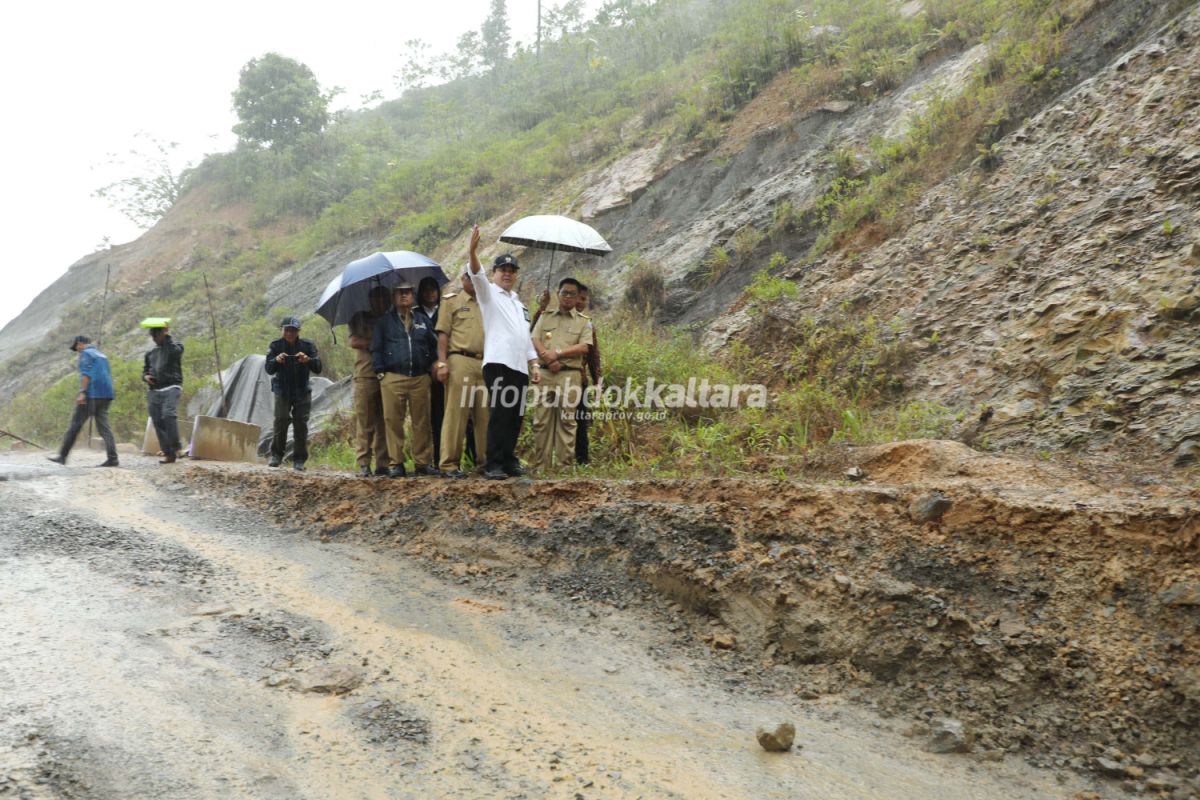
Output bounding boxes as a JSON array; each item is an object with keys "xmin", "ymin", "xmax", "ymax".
[
  {"xmin": 539, "ymin": 364, "xmax": 582, "ymax": 371},
  {"xmin": 449, "ymin": 350, "xmax": 482, "ymax": 359}
]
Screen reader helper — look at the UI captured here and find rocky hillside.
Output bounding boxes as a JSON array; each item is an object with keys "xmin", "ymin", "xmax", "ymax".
[
  {"xmin": 710, "ymin": 1, "xmax": 1200, "ymax": 465},
  {"xmin": 1, "ymin": 0, "xmax": 1196, "ymax": 467}
]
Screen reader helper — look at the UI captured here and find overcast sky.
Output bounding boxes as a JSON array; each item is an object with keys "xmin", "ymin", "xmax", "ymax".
[{"xmin": 0, "ymin": 0, "xmax": 553, "ymax": 331}]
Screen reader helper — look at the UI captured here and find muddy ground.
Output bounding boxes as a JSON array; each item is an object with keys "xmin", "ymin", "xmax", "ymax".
[{"xmin": 0, "ymin": 441, "xmax": 1196, "ymax": 798}]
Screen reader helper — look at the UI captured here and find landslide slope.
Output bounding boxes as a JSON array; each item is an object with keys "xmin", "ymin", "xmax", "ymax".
[{"xmin": 710, "ymin": 3, "xmax": 1200, "ymax": 464}]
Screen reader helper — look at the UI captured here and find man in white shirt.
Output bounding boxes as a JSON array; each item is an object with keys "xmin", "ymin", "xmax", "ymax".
[{"xmin": 468, "ymin": 224, "xmax": 541, "ymax": 480}]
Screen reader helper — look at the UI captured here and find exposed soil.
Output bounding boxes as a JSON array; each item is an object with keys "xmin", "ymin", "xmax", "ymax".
[
  {"xmin": 178, "ymin": 439, "xmax": 1200, "ymax": 797},
  {"xmin": 0, "ymin": 448, "xmax": 1128, "ymax": 799}
]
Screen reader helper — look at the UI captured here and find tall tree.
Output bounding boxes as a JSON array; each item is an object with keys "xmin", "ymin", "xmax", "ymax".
[
  {"xmin": 480, "ymin": 0, "xmax": 511, "ymax": 73},
  {"xmin": 232, "ymin": 53, "xmax": 329, "ymax": 149}
]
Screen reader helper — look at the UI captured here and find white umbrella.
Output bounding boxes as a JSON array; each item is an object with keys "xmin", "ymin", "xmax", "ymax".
[{"xmin": 499, "ymin": 215, "xmax": 613, "ymax": 289}]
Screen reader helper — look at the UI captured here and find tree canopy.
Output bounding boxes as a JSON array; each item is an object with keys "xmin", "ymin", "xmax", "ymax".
[{"xmin": 232, "ymin": 53, "xmax": 329, "ymax": 149}]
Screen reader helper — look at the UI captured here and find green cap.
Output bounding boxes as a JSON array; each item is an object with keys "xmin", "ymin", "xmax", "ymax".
[{"xmin": 140, "ymin": 317, "xmax": 171, "ymax": 328}]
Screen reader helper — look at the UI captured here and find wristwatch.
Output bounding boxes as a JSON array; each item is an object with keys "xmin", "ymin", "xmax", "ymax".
[
  {"xmin": 435, "ymin": 361, "xmax": 447, "ymax": 369},
  {"xmin": 376, "ymin": 372, "xmax": 385, "ymax": 380}
]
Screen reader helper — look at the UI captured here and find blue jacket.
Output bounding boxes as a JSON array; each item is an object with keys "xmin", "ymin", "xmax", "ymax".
[
  {"xmin": 371, "ymin": 308, "xmax": 437, "ymax": 376},
  {"xmin": 79, "ymin": 346, "xmax": 114, "ymax": 400}
]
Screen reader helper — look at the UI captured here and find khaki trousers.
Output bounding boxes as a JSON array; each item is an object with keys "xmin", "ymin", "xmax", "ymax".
[
  {"xmin": 380, "ymin": 372, "xmax": 434, "ymax": 468},
  {"xmin": 531, "ymin": 368, "xmax": 580, "ymax": 470},
  {"xmin": 353, "ymin": 377, "xmax": 388, "ymax": 469},
  {"xmin": 439, "ymin": 354, "xmax": 489, "ymax": 473}
]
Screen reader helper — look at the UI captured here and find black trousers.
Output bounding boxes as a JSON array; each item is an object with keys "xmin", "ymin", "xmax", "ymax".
[
  {"xmin": 271, "ymin": 392, "xmax": 312, "ymax": 462},
  {"xmin": 482, "ymin": 363, "xmax": 528, "ymax": 473},
  {"xmin": 575, "ymin": 394, "xmax": 590, "ymax": 465},
  {"xmin": 60, "ymin": 398, "xmax": 117, "ymax": 461},
  {"xmin": 430, "ymin": 379, "xmax": 444, "ymax": 468}
]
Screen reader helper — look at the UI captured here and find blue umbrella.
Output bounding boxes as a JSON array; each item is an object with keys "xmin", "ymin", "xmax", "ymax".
[{"xmin": 315, "ymin": 251, "xmax": 449, "ymax": 326}]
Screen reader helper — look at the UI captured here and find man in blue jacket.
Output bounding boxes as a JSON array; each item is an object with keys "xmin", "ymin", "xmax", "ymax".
[
  {"xmin": 48, "ymin": 335, "xmax": 119, "ymax": 467},
  {"xmin": 370, "ymin": 281, "xmax": 440, "ymax": 478},
  {"xmin": 264, "ymin": 316, "xmax": 323, "ymax": 471}
]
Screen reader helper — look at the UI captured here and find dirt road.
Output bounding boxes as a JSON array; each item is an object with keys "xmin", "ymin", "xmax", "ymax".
[{"xmin": 0, "ymin": 453, "xmax": 1119, "ymax": 798}]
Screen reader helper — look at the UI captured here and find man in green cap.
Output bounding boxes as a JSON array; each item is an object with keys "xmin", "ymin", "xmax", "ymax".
[{"xmin": 142, "ymin": 320, "xmax": 184, "ymax": 464}]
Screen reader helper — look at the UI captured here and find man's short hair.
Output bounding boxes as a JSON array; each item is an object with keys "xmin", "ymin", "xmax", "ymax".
[
  {"xmin": 558, "ymin": 277, "xmax": 583, "ymax": 293},
  {"xmin": 576, "ymin": 282, "xmax": 590, "ymax": 294},
  {"xmin": 69, "ymin": 334, "xmax": 91, "ymax": 350}
]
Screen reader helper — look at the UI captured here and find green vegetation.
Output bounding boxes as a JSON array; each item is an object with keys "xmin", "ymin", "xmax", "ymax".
[
  {"xmin": 6, "ymin": 0, "xmax": 1161, "ymax": 471},
  {"xmin": 233, "ymin": 53, "xmax": 331, "ymax": 150}
]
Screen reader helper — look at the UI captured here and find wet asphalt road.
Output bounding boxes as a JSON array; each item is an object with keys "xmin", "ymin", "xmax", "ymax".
[{"xmin": 0, "ymin": 455, "xmax": 1102, "ymax": 799}]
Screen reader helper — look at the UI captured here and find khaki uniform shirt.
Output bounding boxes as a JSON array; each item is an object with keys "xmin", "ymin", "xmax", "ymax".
[
  {"xmin": 531, "ymin": 308, "xmax": 592, "ymax": 370},
  {"xmin": 349, "ymin": 311, "xmax": 380, "ymax": 380},
  {"xmin": 436, "ymin": 293, "xmax": 485, "ymax": 356}
]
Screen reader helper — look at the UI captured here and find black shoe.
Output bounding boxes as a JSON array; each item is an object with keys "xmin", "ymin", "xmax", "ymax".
[
  {"xmin": 293, "ymin": 461, "xmax": 306, "ymax": 472},
  {"xmin": 415, "ymin": 464, "xmax": 440, "ymax": 477},
  {"xmin": 504, "ymin": 464, "xmax": 527, "ymax": 477},
  {"xmin": 358, "ymin": 466, "xmax": 372, "ymax": 478},
  {"xmin": 97, "ymin": 459, "xmax": 119, "ymax": 468},
  {"xmin": 388, "ymin": 465, "xmax": 407, "ymax": 479},
  {"xmin": 267, "ymin": 457, "xmax": 282, "ymax": 468},
  {"xmin": 374, "ymin": 466, "xmax": 390, "ymax": 477},
  {"xmin": 443, "ymin": 469, "xmax": 467, "ymax": 479},
  {"xmin": 159, "ymin": 452, "xmax": 177, "ymax": 464},
  {"xmin": 484, "ymin": 469, "xmax": 509, "ymax": 480},
  {"xmin": 46, "ymin": 454, "xmax": 66, "ymax": 465}
]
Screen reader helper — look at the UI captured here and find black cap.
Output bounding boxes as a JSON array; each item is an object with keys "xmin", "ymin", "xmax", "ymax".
[
  {"xmin": 280, "ymin": 316, "xmax": 302, "ymax": 330},
  {"xmin": 69, "ymin": 335, "xmax": 91, "ymax": 351},
  {"xmin": 492, "ymin": 254, "xmax": 519, "ymax": 270}
]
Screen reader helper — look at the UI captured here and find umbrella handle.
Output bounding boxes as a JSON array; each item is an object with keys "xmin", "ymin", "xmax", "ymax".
[{"xmin": 545, "ymin": 250, "xmax": 557, "ymax": 293}]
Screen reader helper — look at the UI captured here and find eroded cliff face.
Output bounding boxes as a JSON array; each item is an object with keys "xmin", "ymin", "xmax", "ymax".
[
  {"xmin": 707, "ymin": 3, "xmax": 1200, "ymax": 462},
  {"xmin": 0, "ymin": 186, "xmax": 270, "ymax": 398}
]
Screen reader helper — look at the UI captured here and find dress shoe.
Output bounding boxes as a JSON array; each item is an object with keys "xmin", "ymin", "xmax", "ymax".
[
  {"xmin": 267, "ymin": 457, "xmax": 282, "ymax": 467},
  {"xmin": 442, "ymin": 469, "xmax": 467, "ymax": 479},
  {"xmin": 358, "ymin": 466, "xmax": 372, "ymax": 478},
  {"xmin": 388, "ymin": 465, "xmax": 407, "ymax": 479},
  {"xmin": 97, "ymin": 459, "xmax": 120, "ymax": 467},
  {"xmin": 374, "ymin": 466, "xmax": 390, "ymax": 477},
  {"xmin": 293, "ymin": 461, "xmax": 306, "ymax": 472},
  {"xmin": 414, "ymin": 464, "xmax": 441, "ymax": 477},
  {"xmin": 504, "ymin": 464, "xmax": 527, "ymax": 477},
  {"xmin": 159, "ymin": 452, "xmax": 177, "ymax": 464},
  {"xmin": 483, "ymin": 469, "xmax": 509, "ymax": 480},
  {"xmin": 46, "ymin": 454, "xmax": 66, "ymax": 465}
]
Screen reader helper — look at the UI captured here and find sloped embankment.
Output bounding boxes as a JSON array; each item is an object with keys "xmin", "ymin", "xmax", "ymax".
[
  {"xmin": 181, "ymin": 440, "xmax": 1199, "ymax": 790},
  {"xmin": 710, "ymin": 2, "xmax": 1200, "ymax": 462}
]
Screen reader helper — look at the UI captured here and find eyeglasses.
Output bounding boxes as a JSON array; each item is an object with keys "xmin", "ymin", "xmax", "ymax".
[{"xmin": 559, "ymin": 290, "xmax": 579, "ymax": 297}]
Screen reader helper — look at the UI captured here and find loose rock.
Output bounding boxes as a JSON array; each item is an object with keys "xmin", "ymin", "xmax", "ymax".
[
  {"xmin": 908, "ymin": 492, "xmax": 953, "ymax": 524},
  {"xmin": 298, "ymin": 664, "xmax": 364, "ymax": 695},
  {"xmin": 756, "ymin": 722, "xmax": 796, "ymax": 752},
  {"xmin": 926, "ymin": 718, "xmax": 970, "ymax": 753}
]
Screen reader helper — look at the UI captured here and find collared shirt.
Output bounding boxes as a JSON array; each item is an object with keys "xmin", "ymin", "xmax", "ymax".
[
  {"xmin": 469, "ymin": 267, "xmax": 537, "ymax": 374},
  {"xmin": 348, "ymin": 310, "xmax": 381, "ymax": 380},
  {"xmin": 436, "ymin": 293, "xmax": 485, "ymax": 355},
  {"xmin": 531, "ymin": 307, "xmax": 592, "ymax": 370}
]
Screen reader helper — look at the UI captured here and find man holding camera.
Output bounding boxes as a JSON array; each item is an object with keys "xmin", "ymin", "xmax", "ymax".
[{"xmin": 264, "ymin": 316, "xmax": 323, "ymax": 471}]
